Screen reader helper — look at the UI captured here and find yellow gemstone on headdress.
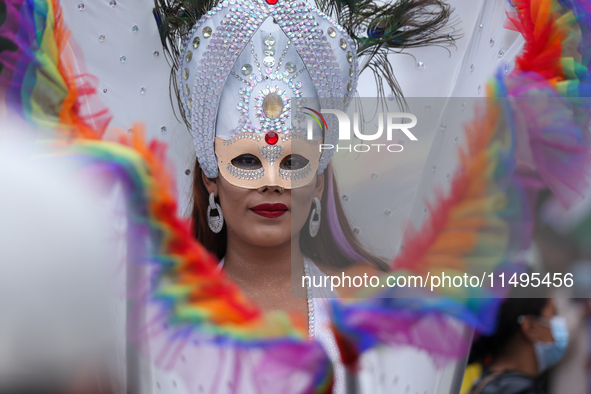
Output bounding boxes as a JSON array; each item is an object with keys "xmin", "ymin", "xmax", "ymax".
[
  {"xmin": 193, "ymin": 37, "xmax": 200, "ymax": 49},
  {"xmin": 340, "ymin": 38, "xmax": 347, "ymax": 49},
  {"xmin": 262, "ymin": 93, "xmax": 283, "ymax": 120},
  {"xmin": 327, "ymin": 27, "xmax": 336, "ymax": 38},
  {"xmin": 203, "ymin": 26, "xmax": 212, "ymax": 38},
  {"xmin": 347, "ymin": 51, "xmax": 353, "ymax": 63},
  {"xmin": 185, "ymin": 51, "xmax": 193, "ymax": 63}
]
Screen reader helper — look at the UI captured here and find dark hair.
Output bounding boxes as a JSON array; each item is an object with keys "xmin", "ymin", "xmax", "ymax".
[
  {"xmin": 468, "ymin": 297, "xmax": 550, "ymax": 364},
  {"xmin": 191, "ymin": 160, "xmax": 389, "ymax": 271}
]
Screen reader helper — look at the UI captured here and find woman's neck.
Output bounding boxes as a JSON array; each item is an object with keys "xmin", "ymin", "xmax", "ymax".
[
  {"xmin": 489, "ymin": 341, "xmax": 539, "ymax": 377},
  {"xmin": 222, "ymin": 235, "xmax": 307, "ymax": 312},
  {"xmin": 223, "ymin": 235, "xmax": 304, "ymax": 287}
]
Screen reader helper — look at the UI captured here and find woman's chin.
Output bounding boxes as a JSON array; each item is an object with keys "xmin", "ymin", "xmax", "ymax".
[{"xmin": 233, "ymin": 227, "xmax": 297, "ymax": 248}]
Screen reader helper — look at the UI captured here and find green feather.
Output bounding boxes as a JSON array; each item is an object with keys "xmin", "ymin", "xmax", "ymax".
[
  {"xmin": 316, "ymin": 0, "xmax": 460, "ymax": 107},
  {"xmin": 154, "ymin": 0, "xmax": 460, "ymax": 124},
  {"xmin": 153, "ymin": 0, "xmax": 218, "ymax": 128}
]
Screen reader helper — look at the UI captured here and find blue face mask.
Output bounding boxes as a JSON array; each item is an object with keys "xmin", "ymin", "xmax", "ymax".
[{"xmin": 534, "ymin": 316, "xmax": 569, "ymax": 372}]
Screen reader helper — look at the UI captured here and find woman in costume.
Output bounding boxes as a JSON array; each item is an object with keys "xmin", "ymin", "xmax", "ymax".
[
  {"xmin": 151, "ymin": 2, "xmax": 444, "ymax": 392},
  {"xmin": 1, "ymin": 0, "xmax": 468, "ymax": 391},
  {"xmin": 152, "ymin": 0, "xmax": 461, "ymax": 391}
]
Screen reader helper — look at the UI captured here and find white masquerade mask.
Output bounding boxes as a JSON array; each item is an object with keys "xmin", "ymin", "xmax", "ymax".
[{"xmin": 215, "ymin": 131, "xmax": 322, "ymax": 189}]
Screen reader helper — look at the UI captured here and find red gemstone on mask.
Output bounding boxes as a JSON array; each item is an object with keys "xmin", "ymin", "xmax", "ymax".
[
  {"xmin": 265, "ymin": 131, "xmax": 278, "ymax": 145},
  {"xmin": 266, "ymin": 0, "xmax": 278, "ymax": 4}
]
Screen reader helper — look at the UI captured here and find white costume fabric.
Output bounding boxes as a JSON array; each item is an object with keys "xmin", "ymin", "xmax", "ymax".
[{"xmin": 0, "ymin": 124, "xmax": 122, "ymax": 392}]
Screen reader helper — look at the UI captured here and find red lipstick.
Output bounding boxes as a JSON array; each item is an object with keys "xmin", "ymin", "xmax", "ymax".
[{"xmin": 250, "ymin": 203, "xmax": 288, "ymax": 218}]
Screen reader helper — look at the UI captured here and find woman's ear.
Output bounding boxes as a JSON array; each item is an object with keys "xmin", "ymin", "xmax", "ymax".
[
  {"xmin": 520, "ymin": 316, "xmax": 535, "ymax": 340},
  {"xmin": 520, "ymin": 315, "xmax": 543, "ymax": 343},
  {"xmin": 201, "ymin": 170, "xmax": 218, "ymax": 195},
  {"xmin": 315, "ymin": 171, "xmax": 325, "ymax": 201}
]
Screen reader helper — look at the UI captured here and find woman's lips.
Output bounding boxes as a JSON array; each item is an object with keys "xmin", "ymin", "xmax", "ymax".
[{"xmin": 250, "ymin": 203, "xmax": 288, "ymax": 218}]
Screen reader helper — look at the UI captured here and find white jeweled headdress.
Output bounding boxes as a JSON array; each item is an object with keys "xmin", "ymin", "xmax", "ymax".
[{"xmin": 155, "ymin": 0, "xmax": 456, "ymax": 181}]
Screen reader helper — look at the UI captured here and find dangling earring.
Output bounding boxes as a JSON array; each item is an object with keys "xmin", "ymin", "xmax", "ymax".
[
  {"xmin": 309, "ymin": 197, "xmax": 321, "ymax": 238},
  {"xmin": 207, "ymin": 192, "xmax": 224, "ymax": 233}
]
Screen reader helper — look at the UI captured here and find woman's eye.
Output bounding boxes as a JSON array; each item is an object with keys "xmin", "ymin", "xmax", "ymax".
[
  {"xmin": 231, "ymin": 154, "xmax": 262, "ymax": 169},
  {"xmin": 280, "ymin": 155, "xmax": 309, "ymax": 170}
]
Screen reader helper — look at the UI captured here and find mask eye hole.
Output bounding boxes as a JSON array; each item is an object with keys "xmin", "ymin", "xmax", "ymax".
[
  {"xmin": 231, "ymin": 154, "xmax": 262, "ymax": 169},
  {"xmin": 280, "ymin": 154, "xmax": 309, "ymax": 170}
]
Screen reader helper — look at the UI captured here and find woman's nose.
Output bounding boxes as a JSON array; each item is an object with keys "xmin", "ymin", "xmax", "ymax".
[{"xmin": 256, "ymin": 185, "xmax": 285, "ymax": 194}]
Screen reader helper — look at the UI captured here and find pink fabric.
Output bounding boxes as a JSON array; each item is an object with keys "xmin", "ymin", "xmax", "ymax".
[{"xmin": 507, "ymin": 73, "xmax": 591, "ymax": 208}]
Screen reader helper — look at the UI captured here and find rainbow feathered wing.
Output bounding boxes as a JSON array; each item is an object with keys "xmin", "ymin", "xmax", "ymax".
[{"xmin": 329, "ymin": 0, "xmax": 591, "ymax": 368}]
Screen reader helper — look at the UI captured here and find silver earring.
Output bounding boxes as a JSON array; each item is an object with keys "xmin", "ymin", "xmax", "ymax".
[
  {"xmin": 309, "ymin": 197, "xmax": 321, "ymax": 238},
  {"xmin": 207, "ymin": 192, "xmax": 224, "ymax": 233}
]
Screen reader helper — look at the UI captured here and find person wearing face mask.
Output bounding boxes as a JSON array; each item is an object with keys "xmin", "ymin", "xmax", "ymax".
[{"xmin": 467, "ymin": 298, "xmax": 569, "ymax": 394}]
